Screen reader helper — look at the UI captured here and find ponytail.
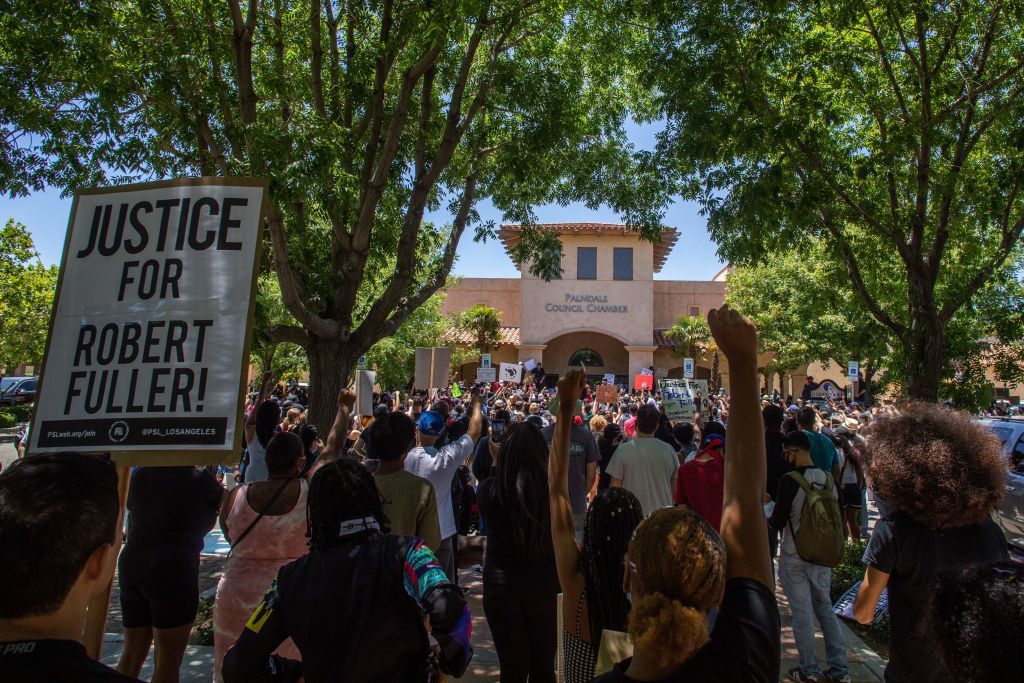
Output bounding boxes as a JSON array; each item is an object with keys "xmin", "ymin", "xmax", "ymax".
[{"xmin": 628, "ymin": 591, "xmax": 710, "ymax": 667}]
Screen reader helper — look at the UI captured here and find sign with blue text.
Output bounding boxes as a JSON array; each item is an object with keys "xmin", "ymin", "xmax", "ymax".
[{"xmin": 30, "ymin": 178, "xmax": 266, "ymax": 460}]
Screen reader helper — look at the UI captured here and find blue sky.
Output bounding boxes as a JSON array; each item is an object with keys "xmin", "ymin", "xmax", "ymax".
[{"xmin": 0, "ymin": 122, "xmax": 726, "ymax": 280}]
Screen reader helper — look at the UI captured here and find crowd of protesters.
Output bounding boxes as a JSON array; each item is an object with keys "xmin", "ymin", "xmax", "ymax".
[{"xmin": 1, "ymin": 306, "xmax": 1022, "ymax": 683}]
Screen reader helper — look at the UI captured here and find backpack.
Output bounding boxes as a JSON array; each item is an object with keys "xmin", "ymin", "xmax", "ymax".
[{"xmin": 786, "ymin": 470, "xmax": 844, "ymax": 567}]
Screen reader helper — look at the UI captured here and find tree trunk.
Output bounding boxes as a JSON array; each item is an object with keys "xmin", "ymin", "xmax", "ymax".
[
  {"xmin": 904, "ymin": 304, "xmax": 946, "ymax": 402},
  {"xmin": 306, "ymin": 337, "xmax": 356, "ymax": 432}
]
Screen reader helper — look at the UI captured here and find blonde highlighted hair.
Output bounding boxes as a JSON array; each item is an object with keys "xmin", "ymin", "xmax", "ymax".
[{"xmin": 627, "ymin": 507, "xmax": 726, "ymax": 667}]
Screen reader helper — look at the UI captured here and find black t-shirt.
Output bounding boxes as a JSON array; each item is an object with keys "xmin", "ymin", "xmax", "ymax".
[
  {"xmin": 0, "ymin": 639, "xmax": 141, "ymax": 682},
  {"xmin": 863, "ymin": 513, "xmax": 1008, "ymax": 683},
  {"xmin": 764, "ymin": 429, "xmax": 792, "ymax": 500},
  {"xmin": 476, "ymin": 478, "xmax": 560, "ymax": 594},
  {"xmin": 590, "ymin": 577, "xmax": 780, "ymax": 683},
  {"xmin": 125, "ymin": 466, "xmax": 224, "ymax": 552}
]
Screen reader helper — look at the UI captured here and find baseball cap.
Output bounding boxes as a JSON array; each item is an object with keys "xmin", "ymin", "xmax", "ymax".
[{"xmin": 417, "ymin": 411, "xmax": 446, "ymax": 436}]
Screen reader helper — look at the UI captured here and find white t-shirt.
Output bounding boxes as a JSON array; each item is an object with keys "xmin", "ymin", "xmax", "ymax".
[
  {"xmin": 837, "ymin": 449, "xmax": 859, "ymax": 485},
  {"xmin": 605, "ymin": 436, "xmax": 679, "ymax": 516},
  {"xmin": 404, "ymin": 434, "xmax": 473, "ymax": 539}
]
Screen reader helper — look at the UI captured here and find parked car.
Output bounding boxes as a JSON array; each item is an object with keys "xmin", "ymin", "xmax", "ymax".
[
  {"xmin": 0, "ymin": 376, "xmax": 37, "ymax": 407},
  {"xmin": 977, "ymin": 417, "xmax": 1024, "ymax": 555}
]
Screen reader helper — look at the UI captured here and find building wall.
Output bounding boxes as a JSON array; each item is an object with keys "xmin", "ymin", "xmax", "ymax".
[
  {"xmin": 519, "ymin": 234, "xmax": 655, "ymax": 346},
  {"xmin": 652, "ymin": 280, "xmax": 728, "ymax": 328},
  {"xmin": 441, "ymin": 277, "xmax": 521, "ymax": 326}
]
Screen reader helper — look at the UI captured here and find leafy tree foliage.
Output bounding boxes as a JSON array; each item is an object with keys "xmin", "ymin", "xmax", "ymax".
[
  {"xmin": 644, "ymin": 0, "xmax": 1024, "ymax": 400},
  {"xmin": 0, "ymin": 220, "xmax": 58, "ymax": 372},
  {"xmin": 250, "ymin": 274, "xmax": 308, "ymax": 381},
  {"xmin": 2, "ymin": 0, "xmax": 665, "ymax": 425},
  {"xmin": 457, "ymin": 303, "xmax": 501, "ymax": 355},
  {"xmin": 666, "ymin": 313, "xmax": 720, "ymax": 389}
]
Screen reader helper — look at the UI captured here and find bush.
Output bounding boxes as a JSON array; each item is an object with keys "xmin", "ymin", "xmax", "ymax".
[
  {"xmin": 7, "ymin": 405, "xmax": 31, "ymax": 423},
  {"xmin": 191, "ymin": 597, "xmax": 214, "ymax": 646},
  {"xmin": 0, "ymin": 412, "xmax": 16, "ymax": 429},
  {"xmin": 830, "ymin": 538, "xmax": 868, "ymax": 602}
]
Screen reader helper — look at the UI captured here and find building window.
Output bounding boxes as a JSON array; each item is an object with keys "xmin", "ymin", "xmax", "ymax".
[
  {"xmin": 568, "ymin": 349, "xmax": 604, "ymax": 368},
  {"xmin": 613, "ymin": 247, "xmax": 633, "ymax": 280},
  {"xmin": 577, "ymin": 247, "xmax": 597, "ymax": 280},
  {"xmin": 689, "ymin": 306, "xmax": 700, "ymax": 318}
]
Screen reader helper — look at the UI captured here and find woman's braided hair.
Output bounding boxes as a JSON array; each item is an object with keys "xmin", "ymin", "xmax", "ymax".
[
  {"xmin": 307, "ymin": 457, "xmax": 389, "ymax": 551},
  {"xmin": 582, "ymin": 487, "xmax": 644, "ymax": 645}
]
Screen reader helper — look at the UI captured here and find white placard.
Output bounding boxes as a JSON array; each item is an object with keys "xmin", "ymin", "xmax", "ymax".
[
  {"xmin": 603, "ymin": 373, "xmax": 616, "ymax": 384},
  {"xmin": 683, "ymin": 357, "xmax": 695, "ymax": 379},
  {"xmin": 30, "ymin": 179, "xmax": 265, "ymax": 455},
  {"xmin": 523, "ymin": 358, "xmax": 537, "ymax": 372},
  {"xmin": 499, "ymin": 362, "xmax": 524, "ymax": 383},
  {"xmin": 481, "ymin": 353, "xmax": 492, "ymax": 368},
  {"xmin": 356, "ymin": 370, "xmax": 376, "ymax": 416},
  {"xmin": 476, "ymin": 367, "xmax": 497, "ymax": 383}
]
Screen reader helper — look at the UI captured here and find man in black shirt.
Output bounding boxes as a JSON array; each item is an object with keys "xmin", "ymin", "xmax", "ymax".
[{"xmin": 0, "ymin": 453, "xmax": 140, "ymax": 682}]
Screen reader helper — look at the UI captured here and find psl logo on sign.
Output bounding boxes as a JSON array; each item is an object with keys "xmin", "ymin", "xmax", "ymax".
[{"xmin": 499, "ymin": 362, "xmax": 524, "ymax": 383}]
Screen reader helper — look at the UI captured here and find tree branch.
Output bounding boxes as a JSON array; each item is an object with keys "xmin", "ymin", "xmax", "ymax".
[
  {"xmin": 861, "ymin": 4, "xmax": 910, "ymax": 123},
  {"xmin": 269, "ymin": 324, "xmax": 310, "ymax": 346},
  {"xmin": 266, "ymin": 207, "xmax": 340, "ymax": 339},
  {"xmin": 310, "ymin": 0, "xmax": 327, "ymax": 117}
]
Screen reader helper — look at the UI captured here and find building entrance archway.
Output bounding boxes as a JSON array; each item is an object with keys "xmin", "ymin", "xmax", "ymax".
[{"xmin": 543, "ymin": 331, "xmax": 629, "ymax": 381}]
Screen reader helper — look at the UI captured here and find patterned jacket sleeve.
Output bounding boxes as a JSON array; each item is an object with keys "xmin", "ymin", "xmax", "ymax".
[{"xmin": 402, "ymin": 538, "xmax": 474, "ymax": 677}]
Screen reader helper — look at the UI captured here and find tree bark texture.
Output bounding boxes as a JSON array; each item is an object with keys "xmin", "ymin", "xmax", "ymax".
[{"xmin": 306, "ymin": 337, "xmax": 355, "ymax": 433}]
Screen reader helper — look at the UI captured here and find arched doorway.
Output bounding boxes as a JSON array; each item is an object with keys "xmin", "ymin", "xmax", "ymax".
[{"xmin": 544, "ymin": 331, "xmax": 629, "ymax": 384}]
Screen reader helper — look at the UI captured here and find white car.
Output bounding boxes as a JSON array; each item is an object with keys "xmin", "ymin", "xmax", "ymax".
[{"xmin": 977, "ymin": 417, "xmax": 1024, "ymax": 555}]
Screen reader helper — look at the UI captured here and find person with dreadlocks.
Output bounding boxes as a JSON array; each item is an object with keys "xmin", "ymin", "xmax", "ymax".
[
  {"xmin": 222, "ymin": 457, "xmax": 473, "ymax": 682},
  {"xmin": 549, "ymin": 368, "xmax": 644, "ymax": 683},
  {"xmin": 478, "ymin": 420, "xmax": 560, "ymax": 682},
  {"xmin": 591, "ymin": 304, "xmax": 781, "ymax": 682}
]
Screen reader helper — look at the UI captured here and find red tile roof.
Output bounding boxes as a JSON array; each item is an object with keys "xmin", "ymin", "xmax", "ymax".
[
  {"xmin": 498, "ymin": 223, "xmax": 680, "ymax": 272},
  {"xmin": 446, "ymin": 327, "xmax": 677, "ymax": 349},
  {"xmin": 446, "ymin": 326, "xmax": 521, "ymax": 347}
]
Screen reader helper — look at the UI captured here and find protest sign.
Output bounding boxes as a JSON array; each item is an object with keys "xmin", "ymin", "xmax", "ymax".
[
  {"xmin": 476, "ymin": 367, "xmax": 497, "ymax": 383},
  {"xmin": 500, "ymin": 362, "xmax": 524, "ymax": 383},
  {"xmin": 662, "ymin": 399, "xmax": 690, "ymax": 421},
  {"xmin": 596, "ymin": 384, "xmax": 618, "ymax": 404},
  {"xmin": 414, "ymin": 347, "xmax": 450, "ymax": 390},
  {"xmin": 29, "ymin": 178, "xmax": 265, "ymax": 461},
  {"xmin": 833, "ymin": 581, "xmax": 888, "ymax": 623},
  {"xmin": 603, "ymin": 373, "xmax": 615, "ymax": 384},
  {"xmin": 356, "ymin": 370, "xmax": 376, "ymax": 416},
  {"xmin": 523, "ymin": 358, "xmax": 537, "ymax": 372},
  {"xmin": 634, "ymin": 374, "xmax": 654, "ymax": 391}
]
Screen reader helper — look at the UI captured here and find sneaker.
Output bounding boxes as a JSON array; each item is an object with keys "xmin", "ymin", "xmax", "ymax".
[
  {"xmin": 823, "ymin": 670, "xmax": 852, "ymax": 683},
  {"xmin": 787, "ymin": 669, "xmax": 820, "ymax": 683}
]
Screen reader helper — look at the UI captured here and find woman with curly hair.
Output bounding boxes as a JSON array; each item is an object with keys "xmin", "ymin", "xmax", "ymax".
[
  {"xmin": 853, "ymin": 404, "xmax": 1009, "ymax": 683},
  {"xmin": 591, "ymin": 306, "xmax": 781, "ymax": 682}
]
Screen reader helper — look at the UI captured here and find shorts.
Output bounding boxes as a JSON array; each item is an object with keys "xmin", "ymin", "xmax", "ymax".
[
  {"xmin": 118, "ymin": 542, "xmax": 201, "ymax": 629},
  {"xmin": 841, "ymin": 483, "xmax": 862, "ymax": 508}
]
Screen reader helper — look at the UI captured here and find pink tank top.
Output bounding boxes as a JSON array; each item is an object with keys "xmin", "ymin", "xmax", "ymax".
[{"xmin": 228, "ymin": 479, "xmax": 309, "ymax": 560}]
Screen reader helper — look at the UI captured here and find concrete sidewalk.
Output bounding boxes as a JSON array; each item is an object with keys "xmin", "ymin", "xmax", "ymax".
[{"xmin": 97, "ymin": 557, "xmax": 886, "ymax": 682}]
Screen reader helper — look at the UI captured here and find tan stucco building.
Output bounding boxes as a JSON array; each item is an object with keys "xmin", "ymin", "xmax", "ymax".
[{"xmin": 442, "ymin": 223, "xmax": 845, "ymax": 397}]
